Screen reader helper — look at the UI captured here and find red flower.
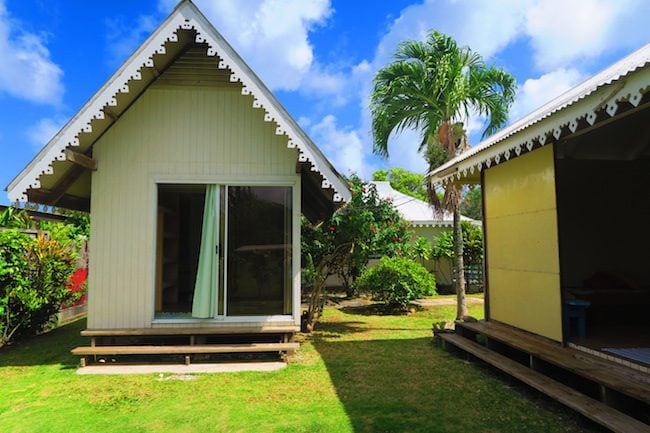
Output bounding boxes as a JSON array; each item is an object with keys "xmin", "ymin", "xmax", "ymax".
[
  {"xmin": 66, "ymin": 268, "xmax": 88, "ymax": 306},
  {"xmin": 329, "ymin": 225, "xmax": 335, "ymax": 231}
]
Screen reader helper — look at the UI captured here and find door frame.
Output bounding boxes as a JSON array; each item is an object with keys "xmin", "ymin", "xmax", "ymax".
[{"xmin": 150, "ymin": 175, "xmax": 300, "ymax": 325}]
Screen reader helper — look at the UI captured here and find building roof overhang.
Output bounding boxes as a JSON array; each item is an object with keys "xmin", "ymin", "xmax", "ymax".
[
  {"xmin": 428, "ymin": 44, "xmax": 650, "ymax": 186},
  {"xmin": 5, "ymin": 0, "xmax": 351, "ymax": 215}
]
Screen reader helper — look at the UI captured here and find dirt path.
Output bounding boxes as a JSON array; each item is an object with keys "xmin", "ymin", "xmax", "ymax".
[{"xmin": 413, "ymin": 297, "xmax": 484, "ymax": 307}]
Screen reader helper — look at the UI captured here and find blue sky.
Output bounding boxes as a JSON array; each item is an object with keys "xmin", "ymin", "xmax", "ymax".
[{"xmin": 1, "ymin": 0, "xmax": 649, "ymax": 205}]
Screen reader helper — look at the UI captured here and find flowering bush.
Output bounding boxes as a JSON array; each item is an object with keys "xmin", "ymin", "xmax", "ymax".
[
  {"xmin": 301, "ymin": 175, "xmax": 414, "ymax": 330},
  {"xmin": 0, "ymin": 230, "xmax": 78, "ymax": 346}
]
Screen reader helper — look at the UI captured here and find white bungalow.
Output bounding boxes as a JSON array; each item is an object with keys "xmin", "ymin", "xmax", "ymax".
[{"xmin": 6, "ymin": 0, "xmax": 350, "ymax": 364}]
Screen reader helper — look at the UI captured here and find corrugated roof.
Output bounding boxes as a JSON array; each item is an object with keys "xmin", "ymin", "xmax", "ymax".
[
  {"xmin": 429, "ymin": 43, "xmax": 650, "ymax": 179},
  {"xmin": 371, "ymin": 181, "xmax": 476, "ymax": 226}
]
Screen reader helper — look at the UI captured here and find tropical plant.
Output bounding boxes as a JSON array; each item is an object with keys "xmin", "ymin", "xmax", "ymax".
[
  {"xmin": 432, "ymin": 221, "xmax": 483, "ymax": 266},
  {"xmin": 354, "ymin": 256, "xmax": 436, "ymax": 309},
  {"xmin": 0, "ymin": 206, "xmax": 34, "ymax": 229},
  {"xmin": 0, "ymin": 230, "xmax": 78, "ymax": 346},
  {"xmin": 370, "ymin": 31, "xmax": 515, "ymax": 319},
  {"xmin": 404, "ymin": 236, "xmax": 432, "ymax": 265},
  {"xmin": 301, "ymin": 176, "xmax": 413, "ymax": 331}
]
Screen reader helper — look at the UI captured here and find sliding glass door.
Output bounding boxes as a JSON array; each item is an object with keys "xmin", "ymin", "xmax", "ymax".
[{"xmin": 155, "ymin": 184, "xmax": 292, "ymax": 319}]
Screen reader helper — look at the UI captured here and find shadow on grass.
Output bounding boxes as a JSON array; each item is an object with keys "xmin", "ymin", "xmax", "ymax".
[
  {"xmin": 311, "ymin": 321, "xmax": 605, "ymax": 433},
  {"xmin": 0, "ymin": 318, "xmax": 85, "ymax": 368},
  {"xmin": 339, "ymin": 303, "xmax": 410, "ymax": 316}
]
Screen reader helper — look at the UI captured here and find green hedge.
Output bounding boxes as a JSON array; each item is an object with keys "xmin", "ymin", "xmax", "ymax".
[{"xmin": 354, "ymin": 257, "xmax": 436, "ymax": 308}]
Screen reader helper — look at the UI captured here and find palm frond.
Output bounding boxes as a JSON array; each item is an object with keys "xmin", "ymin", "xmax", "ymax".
[{"xmin": 370, "ymin": 28, "xmax": 516, "ymax": 169}]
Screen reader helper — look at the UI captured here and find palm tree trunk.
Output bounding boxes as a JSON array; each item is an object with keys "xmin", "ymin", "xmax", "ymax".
[{"xmin": 453, "ymin": 200, "xmax": 467, "ymax": 320}]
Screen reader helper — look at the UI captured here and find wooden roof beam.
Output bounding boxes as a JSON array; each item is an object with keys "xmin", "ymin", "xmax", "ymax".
[
  {"xmin": 65, "ymin": 149, "xmax": 97, "ymax": 171},
  {"xmin": 27, "ymin": 188, "xmax": 90, "ymax": 212}
]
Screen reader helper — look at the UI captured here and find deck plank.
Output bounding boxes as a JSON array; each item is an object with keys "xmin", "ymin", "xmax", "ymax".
[
  {"xmin": 81, "ymin": 326, "xmax": 299, "ymax": 337},
  {"xmin": 439, "ymin": 333, "xmax": 650, "ymax": 433},
  {"xmin": 72, "ymin": 342, "xmax": 299, "ymax": 356},
  {"xmin": 456, "ymin": 320, "xmax": 650, "ymax": 404}
]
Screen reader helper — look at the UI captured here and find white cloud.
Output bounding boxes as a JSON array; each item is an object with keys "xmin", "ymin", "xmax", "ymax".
[
  {"xmin": 0, "ymin": 1, "xmax": 63, "ymax": 105},
  {"xmin": 525, "ymin": 0, "xmax": 649, "ymax": 70},
  {"xmin": 309, "ymin": 115, "xmax": 372, "ymax": 177},
  {"xmin": 371, "ymin": 0, "xmax": 650, "ymax": 72},
  {"xmin": 105, "ymin": 15, "xmax": 158, "ymax": 66},
  {"xmin": 373, "ymin": 0, "xmax": 527, "ymax": 67},
  {"xmin": 384, "ymin": 128, "xmax": 428, "ymax": 173},
  {"xmin": 510, "ymin": 68, "xmax": 584, "ymax": 121},
  {"xmin": 159, "ymin": 0, "xmax": 334, "ymax": 92},
  {"xmin": 298, "ymin": 63, "xmax": 349, "ymax": 105},
  {"xmin": 27, "ymin": 116, "xmax": 66, "ymax": 148}
]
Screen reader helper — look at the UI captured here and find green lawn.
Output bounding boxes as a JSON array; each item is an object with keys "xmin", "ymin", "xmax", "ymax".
[{"xmin": 0, "ymin": 302, "xmax": 602, "ymax": 433}]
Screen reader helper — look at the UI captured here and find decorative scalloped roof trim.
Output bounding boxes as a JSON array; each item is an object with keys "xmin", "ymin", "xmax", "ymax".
[
  {"xmin": 429, "ymin": 71, "xmax": 650, "ymax": 185},
  {"xmin": 429, "ymin": 45, "xmax": 650, "ymax": 186},
  {"xmin": 7, "ymin": 2, "xmax": 350, "ymax": 204},
  {"xmin": 413, "ymin": 222, "xmax": 453, "ymax": 228}
]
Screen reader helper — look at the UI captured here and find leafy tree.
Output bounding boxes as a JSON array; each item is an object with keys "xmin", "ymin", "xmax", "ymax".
[
  {"xmin": 302, "ymin": 176, "xmax": 412, "ymax": 331},
  {"xmin": 372, "ymin": 167, "xmax": 427, "ymax": 201},
  {"xmin": 370, "ymin": 31, "xmax": 515, "ymax": 319},
  {"xmin": 461, "ymin": 186, "xmax": 482, "ymax": 220}
]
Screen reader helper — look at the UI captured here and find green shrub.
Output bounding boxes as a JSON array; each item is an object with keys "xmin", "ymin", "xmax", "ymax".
[
  {"xmin": 354, "ymin": 257, "xmax": 436, "ymax": 309},
  {"xmin": 0, "ymin": 230, "xmax": 77, "ymax": 346}
]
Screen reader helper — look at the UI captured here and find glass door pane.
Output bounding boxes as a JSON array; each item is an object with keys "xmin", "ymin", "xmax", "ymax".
[
  {"xmin": 226, "ymin": 186, "xmax": 292, "ymax": 316},
  {"xmin": 155, "ymin": 184, "xmax": 206, "ymax": 317}
]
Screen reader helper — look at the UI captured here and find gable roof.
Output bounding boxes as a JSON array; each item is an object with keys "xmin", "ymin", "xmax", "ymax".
[
  {"xmin": 6, "ymin": 0, "xmax": 351, "ymax": 209},
  {"xmin": 428, "ymin": 43, "xmax": 650, "ymax": 185},
  {"xmin": 371, "ymin": 181, "xmax": 477, "ymax": 227}
]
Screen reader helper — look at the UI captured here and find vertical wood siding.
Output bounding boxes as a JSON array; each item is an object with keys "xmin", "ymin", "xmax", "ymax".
[{"xmin": 88, "ymin": 86, "xmax": 298, "ymax": 329}]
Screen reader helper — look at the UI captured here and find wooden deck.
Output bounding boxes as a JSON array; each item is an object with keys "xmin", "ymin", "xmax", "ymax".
[{"xmin": 438, "ymin": 320, "xmax": 650, "ymax": 433}]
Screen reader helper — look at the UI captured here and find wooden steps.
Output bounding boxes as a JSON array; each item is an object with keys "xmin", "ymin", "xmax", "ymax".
[
  {"xmin": 439, "ymin": 333, "xmax": 650, "ymax": 433},
  {"xmin": 72, "ymin": 342, "xmax": 299, "ymax": 356},
  {"xmin": 456, "ymin": 320, "xmax": 650, "ymax": 405},
  {"xmin": 75, "ymin": 326, "xmax": 300, "ymax": 367}
]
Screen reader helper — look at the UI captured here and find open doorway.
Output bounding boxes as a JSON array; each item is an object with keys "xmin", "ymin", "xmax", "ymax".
[
  {"xmin": 555, "ymin": 107, "xmax": 650, "ymax": 365},
  {"xmin": 156, "ymin": 184, "xmax": 206, "ymax": 315}
]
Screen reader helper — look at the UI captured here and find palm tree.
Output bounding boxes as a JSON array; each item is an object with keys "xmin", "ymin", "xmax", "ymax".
[{"xmin": 370, "ymin": 31, "xmax": 515, "ymax": 320}]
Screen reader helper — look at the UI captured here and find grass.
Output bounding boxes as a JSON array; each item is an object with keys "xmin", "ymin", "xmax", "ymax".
[{"xmin": 0, "ymin": 301, "xmax": 604, "ymax": 433}]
